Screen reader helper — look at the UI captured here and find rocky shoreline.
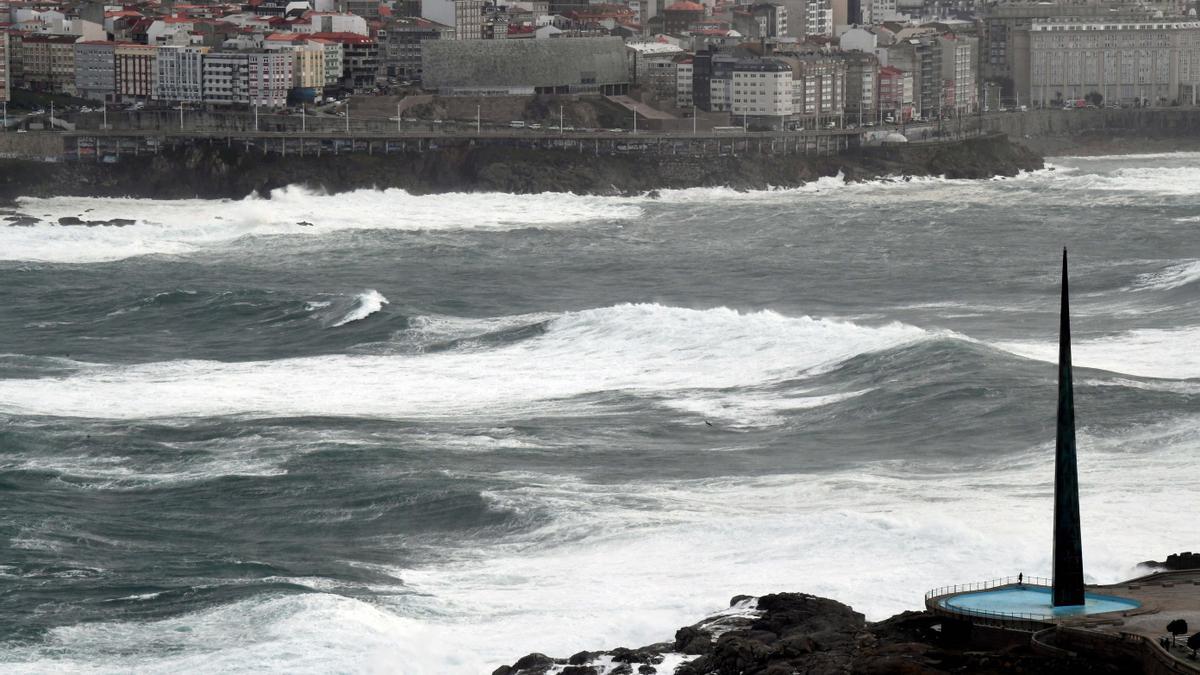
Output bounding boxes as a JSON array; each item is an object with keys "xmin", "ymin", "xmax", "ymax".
[
  {"xmin": 0, "ymin": 134, "xmax": 1041, "ymax": 203},
  {"xmin": 495, "ymin": 553, "xmax": 1200, "ymax": 675}
]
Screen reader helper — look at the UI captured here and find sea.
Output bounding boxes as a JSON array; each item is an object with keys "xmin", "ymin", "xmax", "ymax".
[{"xmin": 1, "ymin": 153, "xmax": 1197, "ymax": 674}]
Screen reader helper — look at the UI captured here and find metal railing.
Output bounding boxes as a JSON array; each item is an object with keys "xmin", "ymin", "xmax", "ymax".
[
  {"xmin": 924, "ymin": 575, "xmax": 1052, "ymax": 600},
  {"xmin": 924, "ymin": 576, "xmax": 1058, "ymax": 629}
]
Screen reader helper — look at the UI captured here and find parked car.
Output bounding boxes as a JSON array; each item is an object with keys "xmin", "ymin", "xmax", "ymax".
[{"xmin": 509, "ymin": 120, "xmax": 525, "ymax": 128}]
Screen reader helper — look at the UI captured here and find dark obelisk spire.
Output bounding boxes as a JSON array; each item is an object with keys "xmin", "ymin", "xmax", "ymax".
[{"xmin": 1053, "ymin": 248, "xmax": 1085, "ymax": 606}]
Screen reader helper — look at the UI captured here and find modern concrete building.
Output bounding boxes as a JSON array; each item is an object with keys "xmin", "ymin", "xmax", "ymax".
[
  {"xmin": 421, "ymin": 0, "xmax": 485, "ymax": 40},
  {"xmin": 74, "ymin": 40, "xmax": 116, "ymax": 101},
  {"xmin": 154, "ymin": 45, "xmax": 208, "ymax": 102},
  {"xmin": 877, "ymin": 64, "xmax": 913, "ymax": 120},
  {"xmin": 422, "ymin": 37, "xmax": 630, "ymax": 95},
  {"xmin": 115, "ymin": 43, "xmax": 155, "ymax": 101},
  {"xmin": 1028, "ymin": 17, "xmax": 1200, "ymax": 107},
  {"xmin": 377, "ymin": 17, "xmax": 452, "ymax": 81}
]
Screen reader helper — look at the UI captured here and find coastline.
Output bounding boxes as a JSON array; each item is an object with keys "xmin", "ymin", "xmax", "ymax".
[{"xmin": 0, "ymin": 134, "xmax": 1041, "ymax": 204}]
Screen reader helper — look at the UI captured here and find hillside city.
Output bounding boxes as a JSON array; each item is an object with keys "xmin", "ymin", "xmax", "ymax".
[{"xmin": 0, "ymin": 0, "xmax": 1198, "ymax": 132}]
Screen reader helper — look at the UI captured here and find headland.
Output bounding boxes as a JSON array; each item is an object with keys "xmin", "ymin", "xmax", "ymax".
[{"xmin": 493, "ymin": 557, "xmax": 1200, "ymax": 675}]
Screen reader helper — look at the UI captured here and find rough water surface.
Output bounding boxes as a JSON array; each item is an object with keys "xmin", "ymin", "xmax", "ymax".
[{"xmin": 1, "ymin": 154, "xmax": 1197, "ymax": 674}]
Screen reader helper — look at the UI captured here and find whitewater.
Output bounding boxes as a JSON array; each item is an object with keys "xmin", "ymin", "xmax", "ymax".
[{"xmin": 2, "ymin": 153, "xmax": 1200, "ymax": 674}]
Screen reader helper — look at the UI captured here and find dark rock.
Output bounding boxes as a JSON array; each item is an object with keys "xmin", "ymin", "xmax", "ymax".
[
  {"xmin": 567, "ymin": 651, "xmax": 594, "ymax": 665},
  {"xmin": 4, "ymin": 215, "xmax": 40, "ymax": 226},
  {"xmin": 608, "ymin": 664, "xmax": 633, "ymax": 675},
  {"xmin": 674, "ymin": 626, "xmax": 712, "ymax": 655},
  {"xmin": 1141, "ymin": 552, "xmax": 1200, "ymax": 571},
  {"xmin": 729, "ymin": 594, "xmax": 753, "ymax": 606},
  {"xmin": 491, "ymin": 667, "xmax": 512, "ymax": 675},
  {"xmin": 57, "ymin": 216, "xmax": 84, "ymax": 225},
  {"xmin": 105, "ymin": 218, "xmax": 135, "ymax": 227},
  {"xmin": 559, "ymin": 667, "xmax": 597, "ymax": 675},
  {"xmin": 609, "ymin": 647, "xmax": 661, "ymax": 664},
  {"xmin": 636, "ymin": 666, "xmax": 657, "ymax": 674},
  {"xmin": 510, "ymin": 652, "xmax": 555, "ymax": 674},
  {"xmin": 297, "ymin": 220, "xmax": 314, "ymax": 227}
]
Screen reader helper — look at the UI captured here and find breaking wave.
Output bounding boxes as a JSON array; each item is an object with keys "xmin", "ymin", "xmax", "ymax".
[{"xmin": 330, "ymin": 290, "xmax": 389, "ymax": 328}]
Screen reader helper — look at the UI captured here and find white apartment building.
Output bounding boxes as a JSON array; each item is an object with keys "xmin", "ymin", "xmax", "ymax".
[
  {"xmin": 1029, "ymin": 17, "xmax": 1200, "ymax": 106},
  {"xmin": 782, "ymin": 0, "xmax": 831, "ymax": 38},
  {"xmin": 422, "ymin": 0, "xmax": 484, "ymax": 40},
  {"xmin": 306, "ymin": 13, "xmax": 369, "ymax": 35},
  {"xmin": 154, "ymin": 45, "xmax": 208, "ymax": 102},
  {"xmin": 730, "ymin": 60, "xmax": 794, "ymax": 127},
  {"xmin": 203, "ymin": 50, "xmax": 293, "ymax": 107}
]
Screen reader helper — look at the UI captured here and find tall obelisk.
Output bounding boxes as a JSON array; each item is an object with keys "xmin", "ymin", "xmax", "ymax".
[{"xmin": 1053, "ymin": 248, "xmax": 1085, "ymax": 606}]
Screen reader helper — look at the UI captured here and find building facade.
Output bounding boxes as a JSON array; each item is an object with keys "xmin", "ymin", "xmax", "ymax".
[
  {"xmin": 843, "ymin": 50, "xmax": 878, "ymax": 123},
  {"xmin": 421, "ymin": 0, "xmax": 485, "ymax": 40},
  {"xmin": 74, "ymin": 40, "xmax": 116, "ymax": 101},
  {"xmin": 730, "ymin": 59, "xmax": 794, "ymax": 128},
  {"xmin": 0, "ymin": 33, "xmax": 10, "ymax": 104},
  {"xmin": 939, "ymin": 32, "xmax": 975, "ymax": 115},
  {"xmin": 1028, "ymin": 17, "xmax": 1200, "ymax": 107},
  {"xmin": 423, "ymin": 37, "xmax": 629, "ymax": 95},
  {"xmin": 154, "ymin": 45, "xmax": 208, "ymax": 102},
  {"xmin": 115, "ymin": 43, "xmax": 155, "ymax": 100},
  {"xmin": 22, "ymin": 35, "xmax": 77, "ymax": 94},
  {"xmin": 378, "ymin": 17, "xmax": 452, "ymax": 81}
]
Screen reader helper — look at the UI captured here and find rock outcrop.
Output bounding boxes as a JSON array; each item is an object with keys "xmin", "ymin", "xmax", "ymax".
[
  {"xmin": 1140, "ymin": 552, "xmax": 1200, "ymax": 572},
  {"xmin": 0, "ymin": 134, "xmax": 1042, "ymax": 203},
  {"xmin": 496, "ymin": 592, "xmax": 1126, "ymax": 675}
]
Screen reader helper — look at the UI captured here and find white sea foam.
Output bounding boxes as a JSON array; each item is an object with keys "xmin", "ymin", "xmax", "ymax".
[
  {"xmin": 1, "ymin": 187, "xmax": 644, "ymax": 263},
  {"xmin": 1128, "ymin": 260, "xmax": 1200, "ymax": 291},
  {"xmin": 330, "ymin": 290, "xmax": 389, "ymax": 327},
  {"xmin": 4, "ymin": 419, "xmax": 1192, "ymax": 674},
  {"xmin": 995, "ymin": 324, "xmax": 1200, "ymax": 379},
  {"xmin": 0, "ymin": 304, "xmax": 932, "ymax": 421}
]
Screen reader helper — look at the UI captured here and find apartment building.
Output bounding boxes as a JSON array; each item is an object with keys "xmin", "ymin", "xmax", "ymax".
[
  {"xmin": 22, "ymin": 35, "xmax": 78, "ymax": 94},
  {"xmin": 74, "ymin": 40, "xmax": 116, "ymax": 101},
  {"xmin": 154, "ymin": 45, "xmax": 208, "ymax": 102},
  {"xmin": 378, "ymin": 17, "xmax": 453, "ymax": 81},
  {"xmin": 421, "ymin": 0, "xmax": 484, "ymax": 40},
  {"xmin": 939, "ymin": 32, "xmax": 974, "ymax": 114},
  {"xmin": 842, "ymin": 50, "xmax": 879, "ymax": 122},
  {"xmin": 730, "ymin": 59, "xmax": 794, "ymax": 128},
  {"xmin": 115, "ymin": 43, "xmax": 155, "ymax": 100},
  {"xmin": 203, "ymin": 50, "xmax": 293, "ymax": 107}
]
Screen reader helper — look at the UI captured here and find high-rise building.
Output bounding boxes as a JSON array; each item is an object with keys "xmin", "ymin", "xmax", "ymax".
[{"xmin": 378, "ymin": 17, "xmax": 453, "ymax": 81}]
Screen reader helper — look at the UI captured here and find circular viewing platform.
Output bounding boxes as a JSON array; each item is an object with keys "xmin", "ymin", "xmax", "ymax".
[{"xmin": 925, "ymin": 576, "xmax": 1142, "ymax": 630}]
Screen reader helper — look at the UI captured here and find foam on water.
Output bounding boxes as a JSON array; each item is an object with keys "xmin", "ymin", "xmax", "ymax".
[
  {"xmin": 5, "ymin": 418, "xmax": 1192, "ymax": 674},
  {"xmin": 0, "ymin": 304, "xmax": 932, "ymax": 420},
  {"xmin": 330, "ymin": 290, "xmax": 389, "ymax": 327},
  {"xmin": 1128, "ymin": 259, "xmax": 1200, "ymax": 291},
  {"xmin": 995, "ymin": 324, "xmax": 1200, "ymax": 379},
  {"xmin": 1, "ymin": 186, "xmax": 644, "ymax": 263}
]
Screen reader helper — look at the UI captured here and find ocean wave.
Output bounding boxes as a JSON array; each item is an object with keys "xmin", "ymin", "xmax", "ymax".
[
  {"xmin": 0, "ymin": 303, "xmax": 935, "ymax": 420},
  {"xmin": 994, "ymin": 324, "xmax": 1200, "ymax": 379},
  {"xmin": 2, "ymin": 187, "xmax": 644, "ymax": 263},
  {"xmin": 1127, "ymin": 260, "xmax": 1200, "ymax": 291},
  {"xmin": 330, "ymin": 290, "xmax": 389, "ymax": 328}
]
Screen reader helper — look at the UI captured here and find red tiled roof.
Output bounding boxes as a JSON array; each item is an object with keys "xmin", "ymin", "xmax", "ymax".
[
  {"xmin": 665, "ymin": 1, "xmax": 704, "ymax": 11},
  {"xmin": 309, "ymin": 31, "xmax": 373, "ymax": 43}
]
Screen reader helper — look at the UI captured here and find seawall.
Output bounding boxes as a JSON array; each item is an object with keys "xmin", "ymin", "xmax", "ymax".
[
  {"xmin": 981, "ymin": 107, "xmax": 1200, "ymax": 155},
  {"xmin": 0, "ymin": 133, "xmax": 1041, "ymax": 201}
]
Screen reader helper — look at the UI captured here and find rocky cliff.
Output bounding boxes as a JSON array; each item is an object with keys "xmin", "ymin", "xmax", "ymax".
[{"xmin": 0, "ymin": 134, "xmax": 1041, "ymax": 202}]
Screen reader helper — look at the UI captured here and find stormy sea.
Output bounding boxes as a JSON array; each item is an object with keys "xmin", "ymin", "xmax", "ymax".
[{"xmin": 1, "ymin": 154, "xmax": 1197, "ymax": 674}]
